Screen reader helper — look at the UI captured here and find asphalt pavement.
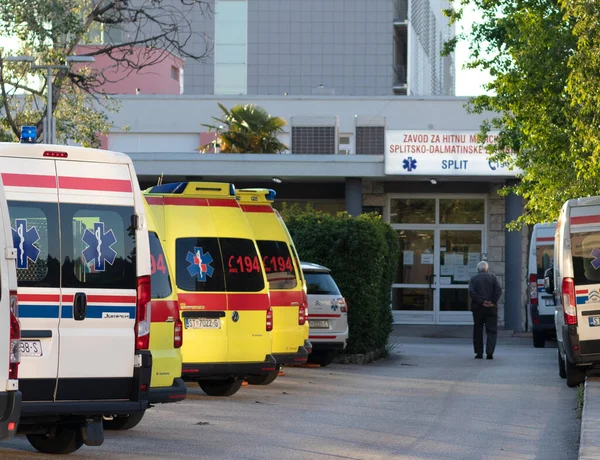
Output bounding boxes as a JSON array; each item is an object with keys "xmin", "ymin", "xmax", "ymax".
[{"xmin": 0, "ymin": 329, "xmax": 580, "ymax": 459}]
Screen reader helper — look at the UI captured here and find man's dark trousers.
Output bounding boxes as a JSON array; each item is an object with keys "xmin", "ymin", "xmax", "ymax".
[{"xmin": 472, "ymin": 306, "xmax": 498, "ymax": 356}]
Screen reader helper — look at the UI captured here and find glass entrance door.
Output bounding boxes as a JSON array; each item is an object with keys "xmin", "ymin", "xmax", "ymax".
[
  {"xmin": 437, "ymin": 229, "xmax": 483, "ymax": 323},
  {"xmin": 389, "ymin": 196, "xmax": 486, "ymax": 324},
  {"xmin": 392, "ymin": 229, "xmax": 436, "ymax": 323}
]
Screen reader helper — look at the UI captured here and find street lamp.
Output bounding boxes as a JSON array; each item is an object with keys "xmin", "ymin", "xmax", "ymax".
[{"xmin": 5, "ymin": 55, "xmax": 95, "ymax": 144}]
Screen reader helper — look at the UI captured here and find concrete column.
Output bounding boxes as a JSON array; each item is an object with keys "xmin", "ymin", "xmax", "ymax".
[
  {"xmin": 345, "ymin": 178, "xmax": 363, "ymax": 217},
  {"xmin": 504, "ymin": 190, "xmax": 524, "ymax": 331}
]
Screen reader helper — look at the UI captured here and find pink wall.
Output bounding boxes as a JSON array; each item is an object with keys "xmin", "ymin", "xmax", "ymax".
[{"xmin": 74, "ymin": 45, "xmax": 184, "ymax": 95}]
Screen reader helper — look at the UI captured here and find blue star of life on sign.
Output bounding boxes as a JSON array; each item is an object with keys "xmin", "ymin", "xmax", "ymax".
[
  {"xmin": 186, "ymin": 247, "xmax": 214, "ymax": 281},
  {"xmin": 82, "ymin": 222, "xmax": 118, "ymax": 272},
  {"xmin": 402, "ymin": 156, "xmax": 417, "ymax": 172},
  {"xmin": 12, "ymin": 219, "xmax": 40, "ymax": 269}
]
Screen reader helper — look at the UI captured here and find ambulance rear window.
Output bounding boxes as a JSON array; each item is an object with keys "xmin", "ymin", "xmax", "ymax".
[
  {"xmin": 305, "ymin": 272, "xmax": 341, "ymax": 296},
  {"xmin": 8, "ymin": 202, "xmax": 60, "ymax": 287},
  {"xmin": 571, "ymin": 231, "xmax": 600, "ymax": 285},
  {"xmin": 149, "ymin": 232, "xmax": 172, "ymax": 299},
  {"xmin": 536, "ymin": 245, "xmax": 553, "ymax": 278},
  {"xmin": 63, "ymin": 205, "xmax": 136, "ymax": 289},
  {"xmin": 175, "ymin": 237, "xmax": 264, "ymax": 293},
  {"xmin": 256, "ymin": 240, "xmax": 297, "ymax": 289}
]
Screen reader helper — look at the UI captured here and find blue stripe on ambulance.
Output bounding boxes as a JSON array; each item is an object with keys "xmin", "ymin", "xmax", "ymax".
[{"xmin": 19, "ymin": 305, "xmax": 135, "ymax": 319}]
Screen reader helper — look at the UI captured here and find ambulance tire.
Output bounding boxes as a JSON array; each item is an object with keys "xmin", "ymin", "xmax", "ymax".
[
  {"xmin": 558, "ymin": 349, "xmax": 567, "ymax": 379},
  {"xmin": 27, "ymin": 426, "xmax": 84, "ymax": 455},
  {"xmin": 308, "ymin": 351, "xmax": 336, "ymax": 367},
  {"xmin": 103, "ymin": 411, "xmax": 146, "ymax": 431},
  {"xmin": 199, "ymin": 378, "xmax": 243, "ymax": 397},
  {"xmin": 246, "ymin": 370, "xmax": 279, "ymax": 386},
  {"xmin": 532, "ymin": 331, "xmax": 545, "ymax": 348},
  {"xmin": 565, "ymin": 359, "xmax": 586, "ymax": 388}
]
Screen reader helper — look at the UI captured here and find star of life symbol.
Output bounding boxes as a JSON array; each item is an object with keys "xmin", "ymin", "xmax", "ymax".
[
  {"xmin": 12, "ymin": 219, "xmax": 40, "ymax": 269},
  {"xmin": 591, "ymin": 248, "xmax": 600, "ymax": 270},
  {"xmin": 82, "ymin": 222, "xmax": 117, "ymax": 272},
  {"xmin": 186, "ymin": 247, "xmax": 214, "ymax": 281},
  {"xmin": 402, "ymin": 156, "xmax": 417, "ymax": 172},
  {"xmin": 331, "ymin": 300, "xmax": 339, "ymax": 312}
]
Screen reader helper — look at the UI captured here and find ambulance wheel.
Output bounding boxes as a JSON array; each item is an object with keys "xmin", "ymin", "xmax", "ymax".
[
  {"xmin": 533, "ymin": 331, "xmax": 545, "ymax": 348},
  {"xmin": 103, "ymin": 411, "xmax": 145, "ymax": 431},
  {"xmin": 558, "ymin": 349, "xmax": 566, "ymax": 379},
  {"xmin": 246, "ymin": 370, "xmax": 279, "ymax": 386},
  {"xmin": 27, "ymin": 426, "xmax": 84, "ymax": 455},
  {"xmin": 199, "ymin": 378, "xmax": 243, "ymax": 397},
  {"xmin": 308, "ymin": 351, "xmax": 336, "ymax": 367},
  {"xmin": 565, "ymin": 359, "xmax": 586, "ymax": 388}
]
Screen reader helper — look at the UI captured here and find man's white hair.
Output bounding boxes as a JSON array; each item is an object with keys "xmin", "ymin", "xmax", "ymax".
[{"xmin": 477, "ymin": 261, "xmax": 489, "ymax": 272}]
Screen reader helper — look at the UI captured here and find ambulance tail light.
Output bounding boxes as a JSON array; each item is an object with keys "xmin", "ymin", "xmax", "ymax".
[
  {"xmin": 9, "ymin": 291, "xmax": 19, "ymax": 380},
  {"xmin": 266, "ymin": 307, "xmax": 273, "ymax": 332},
  {"xmin": 529, "ymin": 274, "xmax": 538, "ymax": 305},
  {"xmin": 174, "ymin": 302, "xmax": 183, "ymax": 349},
  {"xmin": 135, "ymin": 276, "xmax": 151, "ymax": 350},
  {"xmin": 298, "ymin": 303, "xmax": 307, "ymax": 326},
  {"xmin": 562, "ymin": 278, "xmax": 578, "ymax": 325},
  {"xmin": 43, "ymin": 151, "xmax": 68, "ymax": 158},
  {"xmin": 338, "ymin": 298, "xmax": 348, "ymax": 313}
]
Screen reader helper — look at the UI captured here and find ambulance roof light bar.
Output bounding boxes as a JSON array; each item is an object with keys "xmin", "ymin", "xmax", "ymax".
[
  {"xmin": 20, "ymin": 126, "xmax": 36, "ymax": 144},
  {"xmin": 266, "ymin": 189, "xmax": 276, "ymax": 201}
]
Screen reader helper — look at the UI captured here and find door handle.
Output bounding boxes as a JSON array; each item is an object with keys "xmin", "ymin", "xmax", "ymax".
[
  {"xmin": 429, "ymin": 274, "xmax": 436, "ymax": 289},
  {"xmin": 73, "ymin": 292, "xmax": 87, "ymax": 321}
]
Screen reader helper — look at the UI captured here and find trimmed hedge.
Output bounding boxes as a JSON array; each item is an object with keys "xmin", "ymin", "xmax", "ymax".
[{"xmin": 281, "ymin": 205, "xmax": 399, "ymax": 355}]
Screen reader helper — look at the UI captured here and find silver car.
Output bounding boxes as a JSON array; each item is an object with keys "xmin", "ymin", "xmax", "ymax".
[{"xmin": 302, "ymin": 262, "xmax": 349, "ymax": 367}]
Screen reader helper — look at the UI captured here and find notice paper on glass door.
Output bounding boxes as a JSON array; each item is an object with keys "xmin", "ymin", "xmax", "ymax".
[{"xmin": 403, "ymin": 250, "xmax": 414, "ymax": 265}]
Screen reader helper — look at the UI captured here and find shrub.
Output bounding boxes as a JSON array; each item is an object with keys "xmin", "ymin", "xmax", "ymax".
[{"xmin": 281, "ymin": 204, "xmax": 399, "ymax": 354}]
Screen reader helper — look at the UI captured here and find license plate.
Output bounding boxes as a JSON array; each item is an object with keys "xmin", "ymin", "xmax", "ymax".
[
  {"xmin": 545, "ymin": 299, "xmax": 554, "ymax": 306},
  {"xmin": 20, "ymin": 340, "xmax": 42, "ymax": 357},
  {"xmin": 309, "ymin": 320, "xmax": 329, "ymax": 329},
  {"xmin": 589, "ymin": 316, "xmax": 600, "ymax": 327},
  {"xmin": 185, "ymin": 318, "xmax": 220, "ymax": 329}
]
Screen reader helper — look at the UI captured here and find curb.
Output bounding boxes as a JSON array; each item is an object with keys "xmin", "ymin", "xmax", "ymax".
[{"xmin": 579, "ymin": 379, "xmax": 588, "ymax": 460}]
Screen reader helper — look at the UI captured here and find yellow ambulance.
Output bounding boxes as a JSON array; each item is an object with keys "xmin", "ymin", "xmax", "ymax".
[
  {"xmin": 144, "ymin": 182, "xmax": 276, "ymax": 396},
  {"xmin": 104, "ymin": 202, "xmax": 186, "ymax": 430},
  {"xmin": 236, "ymin": 188, "xmax": 310, "ymax": 383}
]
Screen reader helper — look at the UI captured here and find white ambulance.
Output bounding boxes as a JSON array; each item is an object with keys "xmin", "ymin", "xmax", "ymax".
[
  {"xmin": 527, "ymin": 222, "xmax": 557, "ymax": 348},
  {"xmin": 0, "ymin": 173, "xmax": 22, "ymax": 440},
  {"xmin": 546, "ymin": 197, "xmax": 600, "ymax": 387},
  {"xmin": 0, "ymin": 138, "xmax": 152, "ymax": 453}
]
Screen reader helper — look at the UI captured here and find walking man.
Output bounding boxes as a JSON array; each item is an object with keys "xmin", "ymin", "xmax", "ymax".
[{"xmin": 468, "ymin": 261, "xmax": 503, "ymax": 359}]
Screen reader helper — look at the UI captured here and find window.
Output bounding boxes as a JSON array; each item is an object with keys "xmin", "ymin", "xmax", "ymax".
[
  {"xmin": 256, "ymin": 240, "xmax": 297, "ymax": 289},
  {"xmin": 63, "ymin": 205, "xmax": 136, "ymax": 289},
  {"xmin": 571, "ymin": 232, "xmax": 600, "ymax": 285},
  {"xmin": 439, "ymin": 199, "xmax": 485, "ymax": 224},
  {"xmin": 305, "ymin": 273, "xmax": 340, "ymax": 295},
  {"xmin": 389, "ymin": 199, "xmax": 435, "ymax": 224},
  {"xmin": 149, "ymin": 232, "xmax": 172, "ymax": 299},
  {"xmin": 175, "ymin": 237, "xmax": 264, "ymax": 293},
  {"xmin": 536, "ymin": 246, "xmax": 554, "ymax": 278},
  {"xmin": 214, "ymin": 0, "xmax": 247, "ymax": 95},
  {"xmin": 356, "ymin": 126, "xmax": 385, "ymax": 155},
  {"xmin": 291, "ymin": 126, "xmax": 336, "ymax": 154},
  {"xmin": 8, "ymin": 202, "xmax": 60, "ymax": 287}
]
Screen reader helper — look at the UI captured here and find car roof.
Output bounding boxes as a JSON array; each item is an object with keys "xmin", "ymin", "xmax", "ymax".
[{"xmin": 300, "ymin": 261, "xmax": 331, "ymax": 273}]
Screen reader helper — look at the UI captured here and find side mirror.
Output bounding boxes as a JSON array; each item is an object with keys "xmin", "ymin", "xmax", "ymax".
[{"xmin": 544, "ymin": 267, "xmax": 555, "ymax": 295}]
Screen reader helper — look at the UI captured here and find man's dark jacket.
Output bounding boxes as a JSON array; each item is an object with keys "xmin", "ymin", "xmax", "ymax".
[{"xmin": 468, "ymin": 272, "xmax": 502, "ymax": 308}]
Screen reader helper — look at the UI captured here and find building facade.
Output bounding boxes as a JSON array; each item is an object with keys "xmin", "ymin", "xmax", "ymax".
[{"xmin": 105, "ymin": 96, "xmax": 528, "ymax": 331}]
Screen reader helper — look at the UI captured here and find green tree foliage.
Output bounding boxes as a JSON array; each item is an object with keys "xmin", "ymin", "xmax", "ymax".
[
  {"xmin": 444, "ymin": 1, "xmax": 600, "ymax": 226},
  {"xmin": 280, "ymin": 204, "xmax": 399, "ymax": 354},
  {"xmin": 0, "ymin": 0, "xmax": 212, "ymax": 145},
  {"xmin": 200, "ymin": 103, "xmax": 288, "ymax": 154}
]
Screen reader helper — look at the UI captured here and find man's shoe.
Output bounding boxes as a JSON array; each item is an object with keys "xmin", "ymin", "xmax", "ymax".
[
  {"xmin": 486, "ymin": 355, "xmax": 493, "ymax": 360},
  {"xmin": 475, "ymin": 354, "xmax": 483, "ymax": 359}
]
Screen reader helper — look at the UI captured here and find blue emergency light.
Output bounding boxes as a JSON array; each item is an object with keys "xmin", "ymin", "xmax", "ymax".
[
  {"xmin": 266, "ymin": 189, "xmax": 276, "ymax": 201},
  {"xmin": 229, "ymin": 183, "xmax": 236, "ymax": 196},
  {"xmin": 20, "ymin": 126, "xmax": 36, "ymax": 144}
]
